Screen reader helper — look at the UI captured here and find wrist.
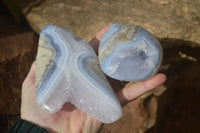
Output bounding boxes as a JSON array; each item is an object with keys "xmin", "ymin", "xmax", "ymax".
[{"xmin": 8, "ymin": 119, "xmax": 50, "ymax": 133}]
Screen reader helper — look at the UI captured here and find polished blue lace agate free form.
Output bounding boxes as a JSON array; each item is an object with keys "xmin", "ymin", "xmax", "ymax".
[
  {"xmin": 99, "ymin": 24, "xmax": 162, "ymax": 81},
  {"xmin": 36, "ymin": 25, "xmax": 122, "ymax": 124}
]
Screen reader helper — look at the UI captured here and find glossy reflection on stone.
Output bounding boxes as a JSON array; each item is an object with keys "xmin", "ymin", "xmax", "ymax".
[
  {"xmin": 99, "ymin": 24, "xmax": 163, "ymax": 81},
  {"xmin": 36, "ymin": 25, "xmax": 122, "ymax": 124}
]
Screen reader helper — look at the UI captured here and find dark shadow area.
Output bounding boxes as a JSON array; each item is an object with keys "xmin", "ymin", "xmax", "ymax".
[
  {"xmin": 147, "ymin": 38, "xmax": 200, "ymax": 133},
  {"xmin": 0, "ymin": 2, "xmax": 38, "ymax": 133},
  {"xmin": 14, "ymin": 0, "xmax": 46, "ymax": 15},
  {"xmin": 0, "ymin": 0, "xmax": 31, "ymax": 37},
  {"xmin": 0, "ymin": 114, "xmax": 20, "ymax": 133}
]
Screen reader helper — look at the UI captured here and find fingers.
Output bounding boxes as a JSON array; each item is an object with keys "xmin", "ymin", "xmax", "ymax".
[
  {"xmin": 88, "ymin": 26, "xmax": 167, "ymax": 107},
  {"xmin": 89, "ymin": 25, "xmax": 110, "ymax": 54},
  {"xmin": 95, "ymin": 25, "xmax": 111, "ymax": 41},
  {"xmin": 88, "ymin": 37, "xmax": 99, "ymax": 54},
  {"xmin": 22, "ymin": 61, "xmax": 36, "ymax": 88},
  {"xmin": 117, "ymin": 73, "xmax": 167, "ymax": 106}
]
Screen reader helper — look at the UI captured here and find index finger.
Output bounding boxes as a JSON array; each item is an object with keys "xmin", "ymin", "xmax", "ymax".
[
  {"xmin": 117, "ymin": 73, "xmax": 167, "ymax": 106},
  {"xmin": 89, "ymin": 25, "xmax": 110, "ymax": 54}
]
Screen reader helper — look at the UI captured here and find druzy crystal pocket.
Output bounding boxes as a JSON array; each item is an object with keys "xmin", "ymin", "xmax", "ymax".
[
  {"xmin": 35, "ymin": 25, "xmax": 122, "ymax": 124},
  {"xmin": 99, "ymin": 24, "xmax": 162, "ymax": 81}
]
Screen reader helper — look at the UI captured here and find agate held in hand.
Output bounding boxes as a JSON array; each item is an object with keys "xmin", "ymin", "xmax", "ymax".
[
  {"xmin": 99, "ymin": 24, "xmax": 162, "ymax": 81},
  {"xmin": 35, "ymin": 25, "xmax": 122, "ymax": 124},
  {"xmin": 35, "ymin": 24, "xmax": 162, "ymax": 124}
]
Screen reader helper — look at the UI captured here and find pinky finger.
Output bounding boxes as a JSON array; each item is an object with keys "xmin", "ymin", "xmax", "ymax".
[{"xmin": 117, "ymin": 73, "xmax": 167, "ymax": 106}]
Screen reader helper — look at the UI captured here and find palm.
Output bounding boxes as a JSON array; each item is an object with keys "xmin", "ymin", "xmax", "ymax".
[
  {"xmin": 21, "ymin": 70, "xmax": 102, "ymax": 133},
  {"xmin": 21, "ymin": 26, "xmax": 166, "ymax": 133}
]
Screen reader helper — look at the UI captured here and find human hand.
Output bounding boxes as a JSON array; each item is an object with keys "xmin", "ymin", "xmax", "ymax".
[{"xmin": 21, "ymin": 26, "xmax": 167, "ymax": 133}]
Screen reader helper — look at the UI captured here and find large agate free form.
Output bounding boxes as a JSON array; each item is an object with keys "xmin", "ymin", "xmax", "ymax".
[
  {"xmin": 99, "ymin": 24, "xmax": 162, "ymax": 81},
  {"xmin": 36, "ymin": 25, "xmax": 122, "ymax": 124}
]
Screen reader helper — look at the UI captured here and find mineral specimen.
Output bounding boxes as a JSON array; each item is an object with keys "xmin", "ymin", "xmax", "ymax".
[
  {"xmin": 98, "ymin": 24, "xmax": 162, "ymax": 81},
  {"xmin": 36, "ymin": 25, "xmax": 122, "ymax": 124}
]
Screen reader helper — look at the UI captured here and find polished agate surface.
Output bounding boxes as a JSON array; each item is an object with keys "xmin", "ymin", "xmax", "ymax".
[
  {"xmin": 99, "ymin": 24, "xmax": 162, "ymax": 81},
  {"xmin": 36, "ymin": 25, "xmax": 122, "ymax": 124}
]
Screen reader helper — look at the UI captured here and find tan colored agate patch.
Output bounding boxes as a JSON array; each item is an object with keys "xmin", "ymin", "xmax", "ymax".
[
  {"xmin": 36, "ymin": 36, "xmax": 55, "ymax": 88},
  {"xmin": 88, "ymin": 59, "xmax": 108, "ymax": 83},
  {"xmin": 98, "ymin": 24, "xmax": 138, "ymax": 60}
]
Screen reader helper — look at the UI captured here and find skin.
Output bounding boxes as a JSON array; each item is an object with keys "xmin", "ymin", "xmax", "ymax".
[{"xmin": 21, "ymin": 26, "xmax": 167, "ymax": 133}]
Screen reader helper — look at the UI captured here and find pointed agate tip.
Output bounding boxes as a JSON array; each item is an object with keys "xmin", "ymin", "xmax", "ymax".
[
  {"xmin": 35, "ymin": 25, "xmax": 122, "ymax": 124},
  {"xmin": 98, "ymin": 23, "xmax": 163, "ymax": 81}
]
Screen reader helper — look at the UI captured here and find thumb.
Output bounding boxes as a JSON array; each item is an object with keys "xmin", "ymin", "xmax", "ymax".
[{"xmin": 22, "ymin": 61, "xmax": 36, "ymax": 89}]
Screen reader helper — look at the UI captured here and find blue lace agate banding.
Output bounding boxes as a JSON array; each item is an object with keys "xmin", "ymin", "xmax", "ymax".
[{"xmin": 36, "ymin": 25, "xmax": 122, "ymax": 124}]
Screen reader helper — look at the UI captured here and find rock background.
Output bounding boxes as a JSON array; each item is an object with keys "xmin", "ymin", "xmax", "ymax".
[
  {"xmin": 18, "ymin": 0, "xmax": 200, "ymax": 43},
  {"xmin": 147, "ymin": 39, "xmax": 200, "ymax": 133},
  {"xmin": 0, "ymin": 4, "xmax": 38, "ymax": 132},
  {"xmin": 0, "ymin": 0, "xmax": 200, "ymax": 132}
]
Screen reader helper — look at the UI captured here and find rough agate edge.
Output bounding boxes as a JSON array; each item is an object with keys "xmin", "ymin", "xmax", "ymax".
[
  {"xmin": 99, "ymin": 24, "xmax": 163, "ymax": 81},
  {"xmin": 36, "ymin": 25, "xmax": 122, "ymax": 124}
]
